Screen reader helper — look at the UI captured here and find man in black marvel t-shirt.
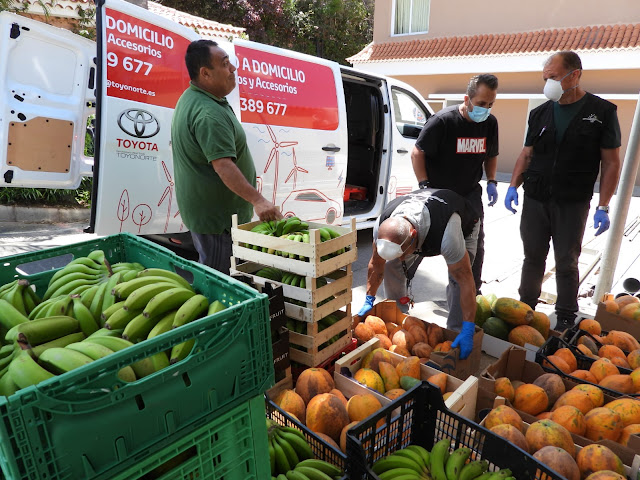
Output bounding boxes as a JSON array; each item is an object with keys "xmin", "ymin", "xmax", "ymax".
[{"xmin": 410, "ymin": 74, "xmax": 499, "ymax": 296}]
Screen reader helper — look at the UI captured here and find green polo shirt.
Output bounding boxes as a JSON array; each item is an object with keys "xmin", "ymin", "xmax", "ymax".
[{"xmin": 171, "ymin": 83, "xmax": 256, "ymax": 234}]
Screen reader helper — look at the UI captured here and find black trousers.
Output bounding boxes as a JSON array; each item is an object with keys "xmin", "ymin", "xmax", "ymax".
[
  {"xmin": 519, "ymin": 195, "xmax": 590, "ymax": 322},
  {"xmin": 190, "ymin": 231, "xmax": 232, "ymax": 275},
  {"xmin": 472, "ymin": 218, "xmax": 484, "ymax": 294}
]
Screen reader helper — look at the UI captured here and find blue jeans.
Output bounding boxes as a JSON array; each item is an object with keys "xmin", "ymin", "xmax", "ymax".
[{"xmin": 190, "ymin": 231, "xmax": 232, "ymax": 275}]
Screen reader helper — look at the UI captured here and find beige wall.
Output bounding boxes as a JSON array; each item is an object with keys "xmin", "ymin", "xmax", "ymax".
[
  {"xmin": 394, "ymin": 71, "xmax": 640, "ymax": 185},
  {"xmin": 375, "ymin": 0, "xmax": 640, "ymax": 43}
]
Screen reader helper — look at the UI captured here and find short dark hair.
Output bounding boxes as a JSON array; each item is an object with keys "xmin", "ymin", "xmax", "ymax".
[
  {"xmin": 467, "ymin": 74, "xmax": 498, "ymax": 98},
  {"xmin": 554, "ymin": 51, "xmax": 583, "ymax": 72},
  {"xmin": 185, "ymin": 39, "xmax": 218, "ymax": 80}
]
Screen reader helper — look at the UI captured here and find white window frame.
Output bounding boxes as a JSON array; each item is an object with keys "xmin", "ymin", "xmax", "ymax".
[{"xmin": 391, "ymin": 0, "xmax": 430, "ymax": 37}]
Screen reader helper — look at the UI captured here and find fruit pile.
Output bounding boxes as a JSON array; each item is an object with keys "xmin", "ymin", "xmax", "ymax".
[
  {"xmin": 475, "ymin": 296, "xmax": 549, "ymax": 347},
  {"xmin": 255, "ymin": 267, "xmax": 329, "ymax": 291},
  {"xmin": 267, "ymin": 418, "xmax": 343, "ymax": 479},
  {"xmin": 489, "ymin": 370, "xmax": 640, "ymax": 449},
  {"xmin": 484, "ymin": 398, "xmax": 634, "ymax": 480},
  {"xmin": 288, "ymin": 314, "xmax": 348, "ymax": 353},
  {"xmin": 0, "ymin": 250, "xmax": 225, "ymax": 396},
  {"xmin": 347, "ymin": 348, "xmax": 450, "ymax": 398},
  {"xmin": 354, "ymin": 315, "xmax": 451, "ymax": 360},
  {"xmin": 541, "ymin": 332, "xmax": 640, "ymax": 395},
  {"xmin": 372, "ymin": 439, "xmax": 511, "ymax": 480},
  {"xmin": 247, "ymin": 217, "xmax": 346, "ymax": 260},
  {"xmin": 601, "ymin": 294, "xmax": 640, "ymax": 321}
]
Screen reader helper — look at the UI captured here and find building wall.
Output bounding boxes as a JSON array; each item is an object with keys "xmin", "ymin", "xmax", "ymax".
[
  {"xmin": 374, "ymin": 0, "xmax": 640, "ymax": 43},
  {"xmin": 394, "ymin": 71, "xmax": 640, "ymax": 185}
]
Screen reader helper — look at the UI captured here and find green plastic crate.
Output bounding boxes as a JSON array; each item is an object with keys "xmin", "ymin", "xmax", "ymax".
[
  {"xmin": 0, "ymin": 233, "xmax": 274, "ymax": 480},
  {"xmin": 112, "ymin": 394, "xmax": 270, "ymax": 480}
]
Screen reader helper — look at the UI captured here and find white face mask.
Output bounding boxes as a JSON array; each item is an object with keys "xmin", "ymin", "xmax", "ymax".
[
  {"xmin": 543, "ymin": 70, "xmax": 577, "ymax": 102},
  {"xmin": 376, "ymin": 234, "xmax": 413, "ymax": 261}
]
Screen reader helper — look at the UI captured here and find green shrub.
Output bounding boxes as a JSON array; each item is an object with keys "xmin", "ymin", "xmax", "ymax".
[{"xmin": 0, "ymin": 177, "xmax": 92, "ymax": 207}]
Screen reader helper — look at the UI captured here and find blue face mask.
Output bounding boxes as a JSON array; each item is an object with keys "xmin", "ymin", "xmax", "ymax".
[{"xmin": 467, "ymin": 99, "xmax": 491, "ymax": 123}]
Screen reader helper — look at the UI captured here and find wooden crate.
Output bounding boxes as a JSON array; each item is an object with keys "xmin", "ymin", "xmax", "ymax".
[
  {"xmin": 266, "ymin": 367, "xmax": 293, "ymax": 399},
  {"xmin": 231, "ymin": 215, "xmax": 357, "ymax": 278},
  {"xmin": 289, "ymin": 307, "xmax": 353, "ymax": 367},
  {"xmin": 230, "ymin": 260, "xmax": 352, "ymax": 322},
  {"xmin": 335, "ymin": 338, "xmax": 478, "ymax": 419}
]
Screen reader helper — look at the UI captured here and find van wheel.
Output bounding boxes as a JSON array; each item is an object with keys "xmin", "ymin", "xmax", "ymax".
[
  {"xmin": 284, "ymin": 212, "xmax": 295, "ymax": 218},
  {"xmin": 326, "ymin": 208, "xmax": 337, "ymax": 224}
]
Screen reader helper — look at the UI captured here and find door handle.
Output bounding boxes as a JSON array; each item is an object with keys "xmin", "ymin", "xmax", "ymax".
[
  {"xmin": 397, "ymin": 148, "xmax": 408, "ymax": 154},
  {"xmin": 322, "ymin": 146, "xmax": 341, "ymax": 152}
]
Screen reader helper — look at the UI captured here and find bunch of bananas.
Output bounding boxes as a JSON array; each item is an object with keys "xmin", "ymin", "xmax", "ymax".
[
  {"xmin": 372, "ymin": 439, "xmax": 515, "ymax": 480},
  {"xmin": 255, "ymin": 267, "xmax": 329, "ymax": 292},
  {"xmin": 0, "ymin": 279, "xmax": 41, "ymax": 317},
  {"xmin": 287, "ymin": 313, "xmax": 339, "ymax": 335},
  {"xmin": 267, "ymin": 418, "xmax": 343, "ymax": 480},
  {"xmin": 246, "ymin": 217, "xmax": 346, "ymax": 261}
]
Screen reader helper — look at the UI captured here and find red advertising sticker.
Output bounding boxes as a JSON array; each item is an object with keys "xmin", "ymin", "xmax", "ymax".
[
  {"xmin": 104, "ymin": 8, "xmax": 192, "ymax": 109},
  {"xmin": 235, "ymin": 46, "xmax": 339, "ymax": 130}
]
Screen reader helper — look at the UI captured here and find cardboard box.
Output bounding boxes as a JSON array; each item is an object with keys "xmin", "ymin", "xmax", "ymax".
[
  {"xmin": 272, "ymin": 326, "xmax": 290, "ymax": 374},
  {"xmin": 335, "ymin": 338, "xmax": 479, "ymax": 419},
  {"xmin": 595, "ymin": 302, "xmax": 640, "ymax": 340},
  {"xmin": 481, "ymin": 327, "xmax": 560, "ymax": 361},
  {"xmin": 353, "ymin": 300, "xmax": 484, "ymax": 380},
  {"xmin": 231, "ymin": 274, "xmax": 287, "ymax": 337}
]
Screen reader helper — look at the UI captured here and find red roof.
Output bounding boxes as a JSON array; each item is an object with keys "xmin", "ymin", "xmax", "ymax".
[{"xmin": 348, "ymin": 24, "xmax": 640, "ymax": 63}]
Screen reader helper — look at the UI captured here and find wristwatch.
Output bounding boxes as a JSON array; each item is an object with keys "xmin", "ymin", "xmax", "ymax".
[
  {"xmin": 487, "ymin": 179, "xmax": 498, "ymax": 185},
  {"xmin": 597, "ymin": 206, "xmax": 610, "ymax": 213},
  {"xmin": 418, "ymin": 180, "xmax": 431, "ymax": 189}
]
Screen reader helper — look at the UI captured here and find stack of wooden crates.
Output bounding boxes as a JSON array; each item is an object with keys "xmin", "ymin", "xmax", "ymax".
[{"xmin": 231, "ymin": 215, "xmax": 357, "ymax": 390}]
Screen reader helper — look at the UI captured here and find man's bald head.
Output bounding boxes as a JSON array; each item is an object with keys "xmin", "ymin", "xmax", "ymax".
[{"xmin": 378, "ymin": 216, "xmax": 411, "ymax": 243}]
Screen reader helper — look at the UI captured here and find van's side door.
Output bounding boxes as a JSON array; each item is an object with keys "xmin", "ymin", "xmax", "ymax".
[
  {"xmin": 0, "ymin": 12, "xmax": 95, "ymax": 189},
  {"xmin": 385, "ymin": 79, "xmax": 432, "ymax": 201}
]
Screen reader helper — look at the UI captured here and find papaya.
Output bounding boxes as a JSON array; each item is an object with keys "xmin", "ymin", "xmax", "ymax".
[
  {"xmin": 295, "ymin": 368, "xmax": 335, "ymax": 405},
  {"xmin": 354, "ymin": 322, "xmax": 375, "ymax": 343},
  {"xmin": 482, "ymin": 316, "xmax": 510, "ymax": 340},
  {"xmin": 395, "ymin": 356, "xmax": 421, "ymax": 380},
  {"xmin": 384, "ymin": 388, "xmax": 406, "ymax": 400},
  {"xmin": 364, "ymin": 315, "xmax": 387, "ymax": 335},
  {"xmin": 525, "ymin": 419, "xmax": 576, "ymax": 458},
  {"xmin": 533, "ymin": 446, "xmax": 580, "ymax": 480},
  {"xmin": 599, "ymin": 374, "xmax": 635, "ymax": 394},
  {"xmin": 489, "ymin": 424, "xmax": 530, "ymax": 453},
  {"xmin": 475, "ymin": 295, "xmax": 492, "ymax": 327},
  {"xmin": 578, "ymin": 318, "xmax": 602, "ymax": 336},
  {"xmin": 554, "ymin": 348, "xmax": 578, "ymax": 373},
  {"xmin": 391, "ymin": 329, "xmax": 416, "ymax": 353},
  {"xmin": 513, "ymin": 384, "xmax": 548, "ymax": 416},
  {"xmin": 584, "ymin": 472, "xmax": 625, "ymax": 480},
  {"xmin": 339, "ymin": 421, "xmax": 358, "ymax": 453},
  {"xmin": 493, "ymin": 297, "xmax": 534, "ymax": 326},
  {"xmin": 426, "ymin": 324, "xmax": 444, "ymax": 348},
  {"xmin": 346, "ymin": 393, "xmax": 382, "ymax": 423},
  {"xmin": 274, "ymin": 389, "xmax": 306, "ymax": 424},
  {"xmin": 619, "ymin": 424, "xmax": 640, "ymax": 446},
  {"xmin": 572, "ymin": 384, "xmax": 604, "ymax": 408},
  {"xmin": 550, "ymin": 405, "xmax": 586, "ymax": 436},
  {"xmin": 584, "ymin": 407, "xmax": 623, "ymax": 442},
  {"xmin": 530, "ymin": 311, "xmax": 551, "ymax": 339},
  {"xmin": 306, "ymin": 393, "xmax": 350, "ymax": 443},
  {"xmin": 576, "ymin": 444, "xmax": 625, "ymax": 478},
  {"xmin": 361, "ymin": 348, "xmax": 394, "ymax": 373},
  {"xmin": 508, "ymin": 325, "xmax": 545, "ymax": 348},
  {"xmin": 427, "ymin": 372, "xmax": 447, "ymax": 394},
  {"xmin": 552, "ymin": 390, "xmax": 595, "ymax": 415},
  {"xmin": 589, "ymin": 358, "xmax": 620, "ymax": 382},
  {"xmin": 378, "ymin": 361, "xmax": 400, "ymax": 391},
  {"xmin": 374, "ymin": 334, "xmax": 392, "ymax": 350},
  {"xmin": 353, "ymin": 368, "xmax": 385, "ymax": 394},
  {"xmin": 484, "ymin": 405, "xmax": 523, "ymax": 432},
  {"xmin": 494, "ymin": 377, "xmax": 515, "ymax": 403},
  {"xmin": 533, "ymin": 373, "xmax": 565, "ymax": 409},
  {"xmin": 400, "ymin": 375, "xmax": 421, "ymax": 390},
  {"xmin": 604, "ymin": 397, "xmax": 640, "ymax": 426}
]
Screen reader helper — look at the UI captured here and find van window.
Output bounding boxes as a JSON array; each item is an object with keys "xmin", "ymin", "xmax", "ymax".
[{"xmin": 392, "ymin": 88, "xmax": 429, "ymax": 137}]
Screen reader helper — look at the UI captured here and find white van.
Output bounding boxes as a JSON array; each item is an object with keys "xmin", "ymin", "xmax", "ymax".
[{"xmin": 0, "ymin": 0, "xmax": 432, "ymax": 248}]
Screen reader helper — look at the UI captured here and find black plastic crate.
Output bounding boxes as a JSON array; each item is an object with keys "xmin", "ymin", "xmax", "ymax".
[
  {"xmin": 265, "ymin": 397, "xmax": 347, "ymax": 479},
  {"xmin": 345, "ymin": 382, "xmax": 564, "ymax": 480},
  {"xmin": 536, "ymin": 336, "xmax": 639, "ymax": 399}
]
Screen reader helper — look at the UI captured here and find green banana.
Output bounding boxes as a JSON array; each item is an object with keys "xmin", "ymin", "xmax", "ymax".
[
  {"xmin": 136, "ymin": 268, "xmax": 194, "ymax": 291},
  {"xmin": 293, "ymin": 466, "xmax": 332, "ymax": 480},
  {"xmin": 122, "ymin": 311, "xmax": 164, "ymax": 342},
  {"xmin": 285, "ymin": 471, "xmax": 308, "ymax": 480},
  {"xmin": 274, "ymin": 430, "xmax": 299, "ymax": 470},
  {"xmin": 22, "ymin": 287, "xmax": 38, "ymax": 315},
  {"xmin": 80, "ymin": 284, "xmax": 100, "ymax": 309},
  {"xmin": 45, "ymin": 277, "xmax": 101, "ymax": 301},
  {"xmin": 48, "ymin": 263, "xmax": 103, "ymax": 286},
  {"xmin": 275, "ymin": 219, "xmax": 287, "ymax": 237},
  {"xmin": 0, "ymin": 298, "xmax": 30, "ymax": 329},
  {"xmin": 86, "ymin": 328, "xmax": 124, "ymax": 339},
  {"xmin": 86, "ymin": 249, "xmax": 106, "ymax": 265},
  {"xmin": 282, "ymin": 218, "xmax": 302, "ymax": 235},
  {"xmin": 0, "ymin": 280, "xmax": 17, "ymax": 297},
  {"xmin": 121, "ymin": 269, "xmax": 140, "ymax": 282},
  {"xmin": 272, "ymin": 431, "xmax": 291, "ymax": 474},
  {"xmin": 104, "ymin": 306, "xmax": 143, "ymax": 330},
  {"xmin": 207, "ymin": 300, "xmax": 226, "ymax": 316},
  {"xmin": 30, "ymin": 332, "xmax": 86, "ymax": 358},
  {"xmin": 170, "ymin": 339, "xmax": 195, "ymax": 364},
  {"xmin": 393, "ymin": 449, "xmax": 428, "ymax": 473},
  {"xmin": 65, "ymin": 255, "xmax": 104, "ymax": 270},
  {"xmin": 405, "ymin": 445, "xmax": 430, "ymax": 469},
  {"xmin": 317, "ymin": 228, "xmax": 331, "ymax": 242},
  {"xmin": 487, "ymin": 469, "xmax": 512, "ymax": 480},
  {"xmin": 15, "ymin": 316, "xmax": 80, "ymax": 346},
  {"xmin": 429, "ymin": 439, "xmax": 451, "ymax": 480},
  {"xmin": 146, "ymin": 310, "xmax": 177, "ymax": 339},
  {"xmin": 445, "ymin": 447, "xmax": 471, "ymax": 480},
  {"xmin": 269, "ymin": 438, "xmax": 277, "ymax": 476},
  {"xmin": 458, "ymin": 461, "xmax": 489, "ymax": 480},
  {"xmin": 378, "ymin": 469, "xmax": 423, "ymax": 480},
  {"xmin": 123, "ymin": 282, "xmax": 177, "ymax": 311},
  {"xmin": 82, "ymin": 336, "xmax": 168, "ymax": 377},
  {"xmin": 172, "ymin": 294, "xmax": 209, "ymax": 329},
  {"xmin": 38, "ymin": 347, "xmax": 93, "ymax": 374},
  {"xmin": 46, "ymin": 295, "xmax": 73, "ymax": 318},
  {"xmin": 65, "ymin": 342, "xmax": 137, "ymax": 382},
  {"xmin": 100, "ymin": 272, "xmax": 123, "ymax": 312},
  {"xmin": 44, "ymin": 272, "xmax": 101, "ymax": 301},
  {"xmin": 294, "ymin": 459, "xmax": 340, "ymax": 477},
  {"xmin": 9, "ymin": 351, "xmax": 55, "ymax": 389},
  {"xmin": 71, "ymin": 295, "xmax": 99, "ymax": 336},
  {"xmin": 112, "ymin": 276, "xmax": 176, "ymax": 299},
  {"xmin": 143, "ymin": 287, "xmax": 196, "ymax": 319},
  {"xmin": 372, "ymin": 456, "xmax": 424, "ymax": 475},
  {"xmin": 278, "ymin": 431, "xmax": 313, "ymax": 462},
  {"xmin": 88, "ymin": 281, "xmax": 110, "ymax": 322},
  {"xmin": 3, "ymin": 281, "xmax": 27, "ymax": 316},
  {"xmin": 0, "ymin": 372, "xmax": 18, "ymax": 397},
  {"xmin": 101, "ymin": 300, "xmax": 127, "ymax": 322}
]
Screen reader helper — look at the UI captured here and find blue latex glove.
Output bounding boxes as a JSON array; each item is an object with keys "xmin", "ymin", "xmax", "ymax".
[
  {"xmin": 486, "ymin": 182, "xmax": 498, "ymax": 206},
  {"xmin": 357, "ymin": 295, "xmax": 376, "ymax": 317},
  {"xmin": 451, "ymin": 321, "xmax": 475, "ymax": 360},
  {"xmin": 594, "ymin": 209, "xmax": 610, "ymax": 236},
  {"xmin": 504, "ymin": 186, "xmax": 519, "ymax": 214}
]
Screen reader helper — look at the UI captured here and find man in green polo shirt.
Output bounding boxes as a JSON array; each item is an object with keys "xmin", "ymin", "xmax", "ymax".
[{"xmin": 172, "ymin": 39, "xmax": 281, "ymax": 274}]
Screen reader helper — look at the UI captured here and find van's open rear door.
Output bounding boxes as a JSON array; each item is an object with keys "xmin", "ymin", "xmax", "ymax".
[
  {"xmin": 0, "ymin": 13, "xmax": 95, "ymax": 189},
  {"xmin": 92, "ymin": 0, "xmax": 199, "ymax": 235}
]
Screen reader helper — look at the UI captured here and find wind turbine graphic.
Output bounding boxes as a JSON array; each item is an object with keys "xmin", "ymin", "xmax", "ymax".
[
  {"xmin": 284, "ymin": 149, "xmax": 308, "ymax": 189},
  {"xmin": 263, "ymin": 125, "xmax": 298, "ymax": 204},
  {"xmin": 157, "ymin": 160, "xmax": 176, "ymax": 233}
]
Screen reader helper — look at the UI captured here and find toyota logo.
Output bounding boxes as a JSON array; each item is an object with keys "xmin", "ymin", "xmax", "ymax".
[{"xmin": 117, "ymin": 109, "xmax": 160, "ymax": 138}]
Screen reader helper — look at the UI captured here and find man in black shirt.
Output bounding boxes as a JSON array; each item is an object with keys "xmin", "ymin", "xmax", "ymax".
[
  {"xmin": 411, "ymin": 74, "xmax": 499, "ymax": 297},
  {"xmin": 504, "ymin": 51, "xmax": 621, "ymax": 331}
]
